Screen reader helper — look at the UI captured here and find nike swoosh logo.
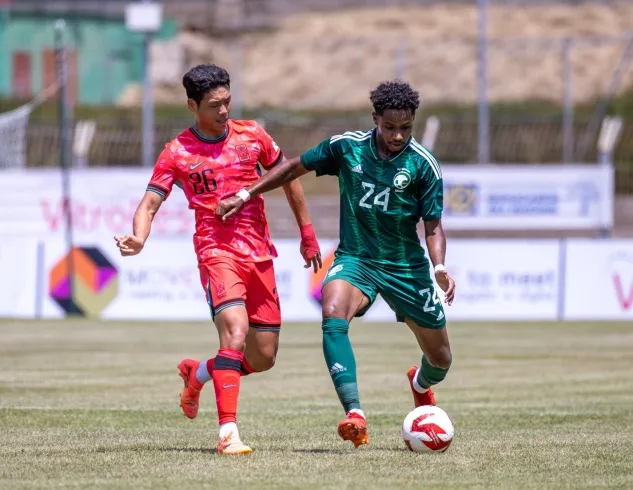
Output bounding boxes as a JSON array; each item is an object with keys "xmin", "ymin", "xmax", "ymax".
[
  {"xmin": 222, "ymin": 384, "xmax": 237, "ymax": 389},
  {"xmin": 189, "ymin": 161, "xmax": 203, "ymax": 170}
]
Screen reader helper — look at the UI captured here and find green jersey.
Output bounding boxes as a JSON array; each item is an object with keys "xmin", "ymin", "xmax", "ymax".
[{"xmin": 300, "ymin": 129, "xmax": 443, "ymax": 267}]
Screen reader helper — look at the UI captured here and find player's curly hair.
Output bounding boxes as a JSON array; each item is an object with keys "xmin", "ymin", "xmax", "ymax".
[
  {"xmin": 182, "ymin": 64, "xmax": 231, "ymax": 105},
  {"xmin": 370, "ymin": 80, "xmax": 420, "ymax": 116}
]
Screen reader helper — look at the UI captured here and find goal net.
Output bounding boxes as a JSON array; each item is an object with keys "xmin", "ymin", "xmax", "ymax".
[{"xmin": 0, "ymin": 85, "xmax": 58, "ymax": 169}]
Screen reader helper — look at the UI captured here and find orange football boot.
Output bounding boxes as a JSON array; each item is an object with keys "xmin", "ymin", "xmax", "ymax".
[
  {"xmin": 337, "ymin": 411, "xmax": 369, "ymax": 448},
  {"xmin": 407, "ymin": 365, "xmax": 436, "ymax": 407},
  {"xmin": 217, "ymin": 432, "xmax": 253, "ymax": 455},
  {"xmin": 177, "ymin": 359, "xmax": 204, "ymax": 419}
]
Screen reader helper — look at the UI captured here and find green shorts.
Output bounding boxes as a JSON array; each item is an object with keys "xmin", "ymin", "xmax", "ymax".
[{"xmin": 321, "ymin": 254, "xmax": 446, "ymax": 329}]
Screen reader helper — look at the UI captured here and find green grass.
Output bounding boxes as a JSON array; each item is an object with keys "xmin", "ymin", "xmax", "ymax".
[{"xmin": 1, "ymin": 320, "xmax": 633, "ymax": 489}]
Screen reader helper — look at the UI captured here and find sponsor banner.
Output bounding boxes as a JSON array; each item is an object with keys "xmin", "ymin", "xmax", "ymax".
[
  {"xmin": 0, "ymin": 165, "xmax": 614, "ymax": 239},
  {"xmin": 38, "ymin": 237, "xmax": 338, "ymax": 321},
  {"xmin": 564, "ymin": 240, "xmax": 633, "ymax": 320},
  {"xmin": 3, "ymin": 235, "xmax": 632, "ymax": 322},
  {"xmin": 442, "ymin": 164, "xmax": 613, "ymax": 230},
  {"xmin": 41, "ymin": 238, "xmax": 207, "ymax": 320},
  {"xmin": 0, "ymin": 169, "xmax": 194, "ymax": 239},
  {"xmin": 364, "ymin": 240, "xmax": 561, "ymax": 322},
  {"xmin": 0, "ymin": 240, "xmax": 39, "ymax": 318}
]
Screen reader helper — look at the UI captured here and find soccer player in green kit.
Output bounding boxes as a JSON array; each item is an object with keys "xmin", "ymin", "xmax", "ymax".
[{"xmin": 216, "ymin": 80, "xmax": 456, "ymax": 448}]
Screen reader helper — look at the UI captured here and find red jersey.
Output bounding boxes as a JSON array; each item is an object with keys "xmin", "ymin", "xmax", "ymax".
[{"xmin": 147, "ymin": 120, "xmax": 283, "ymax": 263}]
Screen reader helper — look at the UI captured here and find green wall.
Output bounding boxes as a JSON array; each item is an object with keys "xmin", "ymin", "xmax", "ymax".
[{"xmin": 0, "ymin": 13, "xmax": 177, "ymax": 104}]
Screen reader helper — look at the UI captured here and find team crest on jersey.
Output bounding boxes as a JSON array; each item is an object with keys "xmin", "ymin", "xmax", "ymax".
[
  {"xmin": 216, "ymin": 282, "xmax": 227, "ymax": 299},
  {"xmin": 235, "ymin": 144, "xmax": 250, "ymax": 163},
  {"xmin": 393, "ymin": 169, "xmax": 412, "ymax": 190}
]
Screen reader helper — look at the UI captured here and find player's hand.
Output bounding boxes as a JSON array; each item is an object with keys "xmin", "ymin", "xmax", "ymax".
[
  {"xmin": 435, "ymin": 269, "xmax": 455, "ymax": 306},
  {"xmin": 299, "ymin": 224, "xmax": 322, "ymax": 273},
  {"xmin": 216, "ymin": 196, "xmax": 245, "ymax": 221},
  {"xmin": 114, "ymin": 234, "xmax": 144, "ymax": 256},
  {"xmin": 300, "ymin": 242, "xmax": 322, "ymax": 273}
]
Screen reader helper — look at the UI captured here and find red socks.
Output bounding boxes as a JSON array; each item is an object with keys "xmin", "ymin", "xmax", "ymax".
[
  {"xmin": 211, "ymin": 348, "xmax": 243, "ymax": 425},
  {"xmin": 206, "ymin": 356, "xmax": 256, "ymax": 377}
]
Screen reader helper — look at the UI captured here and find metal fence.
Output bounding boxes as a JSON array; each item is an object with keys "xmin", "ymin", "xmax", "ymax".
[{"xmin": 17, "ymin": 115, "xmax": 633, "ymax": 194}]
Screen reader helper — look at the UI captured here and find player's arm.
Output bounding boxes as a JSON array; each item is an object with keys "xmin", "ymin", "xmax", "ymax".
[
  {"xmin": 281, "ymin": 174, "xmax": 322, "ymax": 272},
  {"xmin": 419, "ymin": 167, "xmax": 455, "ymax": 305},
  {"xmin": 115, "ymin": 147, "xmax": 176, "ymax": 256},
  {"xmin": 241, "ymin": 123, "xmax": 322, "ymax": 271},
  {"xmin": 215, "ymin": 157, "xmax": 308, "ymax": 220},
  {"xmin": 423, "ymin": 218, "xmax": 453, "ymax": 303},
  {"xmin": 216, "ymin": 136, "xmax": 339, "ymax": 221},
  {"xmin": 115, "ymin": 191, "xmax": 164, "ymax": 256}
]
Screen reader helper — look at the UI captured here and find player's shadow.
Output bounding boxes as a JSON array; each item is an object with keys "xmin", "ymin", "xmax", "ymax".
[
  {"xmin": 292, "ymin": 446, "xmax": 399, "ymax": 454},
  {"xmin": 291, "ymin": 448, "xmax": 343, "ymax": 454},
  {"xmin": 155, "ymin": 447, "xmax": 217, "ymax": 454}
]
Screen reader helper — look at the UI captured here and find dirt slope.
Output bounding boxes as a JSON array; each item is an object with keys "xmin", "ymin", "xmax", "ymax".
[{"xmin": 133, "ymin": 1, "xmax": 633, "ymax": 110}]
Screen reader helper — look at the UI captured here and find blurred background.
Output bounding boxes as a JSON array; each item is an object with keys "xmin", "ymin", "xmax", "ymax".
[{"xmin": 0, "ymin": 0, "xmax": 632, "ymax": 322}]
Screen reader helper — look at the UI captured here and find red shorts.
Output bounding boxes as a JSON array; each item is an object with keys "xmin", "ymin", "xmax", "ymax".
[{"xmin": 199, "ymin": 258, "xmax": 281, "ymax": 330}]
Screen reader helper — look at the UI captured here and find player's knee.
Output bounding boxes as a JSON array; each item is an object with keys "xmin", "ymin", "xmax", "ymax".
[
  {"xmin": 322, "ymin": 301, "xmax": 342, "ymax": 319},
  {"xmin": 427, "ymin": 347, "xmax": 452, "ymax": 371},
  {"xmin": 322, "ymin": 301, "xmax": 355, "ymax": 323},
  {"xmin": 215, "ymin": 310, "xmax": 249, "ymax": 349},
  {"xmin": 249, "ymin": 353, "xmax": 276, "ymax": 372},
  {"xmin": 260, "ymin": 353, "xmax": 277, "ymax": 371}
]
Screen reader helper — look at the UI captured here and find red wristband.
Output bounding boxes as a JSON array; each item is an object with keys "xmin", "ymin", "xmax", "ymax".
[{"xmin": 300, "ymin": 224, "xmax": 320, "ymax": 259}]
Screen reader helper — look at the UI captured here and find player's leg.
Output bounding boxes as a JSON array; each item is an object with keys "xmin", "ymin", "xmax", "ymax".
[
  {"xmin": 179, "ymin": 261, "xmax": 278, "ymax": 417},
  {"xmin": 405, "ymin": 318, "xmax": 452, "ymax": 407},
  {"xmin": 379, "ymin": 267, "xmax": 451, "ymax": 407},
  {"xmin": 210, "ymin": 304, "xmax": 254, "ymax": 455},
  {"xmin": 320, "ymin": 256, "xmax": 377, "ymax": 447},
  {"xmin": 242, "ymin": 260, "xmax": 282, "ymax": 374},
  {"xmin": 179, "ymin": 258, "xmax": 252, "ymax": 455},
  {"xmin": 178, "ymin": 259, "xmax": 245, "ymax": 419}
]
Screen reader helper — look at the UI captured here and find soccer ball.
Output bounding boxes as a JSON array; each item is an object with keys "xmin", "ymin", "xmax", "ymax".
[{"xmin": 402, "ymin": 405, "xmax": 454, "ymax": 453}]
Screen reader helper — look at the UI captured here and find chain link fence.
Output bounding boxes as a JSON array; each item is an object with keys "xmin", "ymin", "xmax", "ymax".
[{"xmin": 16, "ymin": 114, "xmax": 633, "ymax": 194}]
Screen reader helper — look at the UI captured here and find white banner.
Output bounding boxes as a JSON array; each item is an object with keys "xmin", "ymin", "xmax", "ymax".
[
  {"xmin": 0, "ymin": 165, "xmax": 614, "ymax": 238},
  {"xmin": 4, "ymin": 235, "xmax": 633, "ymax": 322},
  {"xmin": 364, "ymin": 240, "xmax": 561, "ymax": 322},
  {"xmin": 564, "ymin": 240, "xmax": 633, "ymax": 320},
  {"xmin": 41, "ymin": 238, "xmax": 207, "ymax": 320},
  {"xmin": 0, "ymin": 169, "xmax": 194, "ymax": 238},
  {"xmin": 0, "ymin": 240, "xmax": 39, "ymax": 318},
  {"xmin": 441, "ymin": 164, "xmax": 613, "ymax": 230},
  {"xmin": 36, "ymin": 237, "xmax": 337, "ymax": 322}
]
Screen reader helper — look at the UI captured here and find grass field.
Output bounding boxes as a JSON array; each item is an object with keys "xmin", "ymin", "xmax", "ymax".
[{"xmin": 1, "ymin": 319, "xmax": 632, "ymax": 489}]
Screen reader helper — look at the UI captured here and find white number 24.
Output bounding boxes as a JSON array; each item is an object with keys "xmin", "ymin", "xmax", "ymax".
[
  {"xmin": 419, "ymin": 287, "xmax": 440, "ymax": 312},
  {"xmin": 359, "ymin": 182, "xmax": 390, "ymax": 211}
]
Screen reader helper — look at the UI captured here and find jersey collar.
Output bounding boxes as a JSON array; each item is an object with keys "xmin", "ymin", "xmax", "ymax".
[
  {"xmin": 190, "ymin": 122, "xmax": 230, "ymax": 144},
  {"xmin": 370, "ymin": 129, "xmax": 412, "ymax": 163}
]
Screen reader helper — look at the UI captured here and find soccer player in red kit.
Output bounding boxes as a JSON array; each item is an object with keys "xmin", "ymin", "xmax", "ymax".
[{"xmin": 114, "ymin": 64, "xmax": 322, "ymax": 455}]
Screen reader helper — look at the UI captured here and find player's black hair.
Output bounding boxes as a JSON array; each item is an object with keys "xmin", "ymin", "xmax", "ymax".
[
  {"xmin": 182, "ymin": 64, "xmax": 231, "ymax": 105},
  {"xmin": 370, "ymin": 80, "xmax": 420, "ymax": 116}
]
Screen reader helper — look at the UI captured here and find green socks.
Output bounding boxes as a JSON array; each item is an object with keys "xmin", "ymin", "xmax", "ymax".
[
  {"xmin": 415, "ymin": 354, "xmax": 451, "ymax": 389},
  {"xmin": 322, "ymin": 317, "xmax": 360, "ymax": 412}
]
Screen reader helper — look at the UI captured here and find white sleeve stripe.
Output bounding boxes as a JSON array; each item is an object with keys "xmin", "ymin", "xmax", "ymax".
[
  {"xmin": 410, "ymin": 140, "xmax": 440, "ymax": 170},
  {"xmin": 330, "ymin": 133, "xmax": 372, "ymax": 144},
  {"xmin": 330, "ymin": 130, "xmax": 371, "ymax": 139},
  {"xmin": 409, "ymin": 140, "xmax": 442, "ymax": 179},
  {"xmin": 409, "ymin": 143, "xmax": 440, "ymax": 180}
]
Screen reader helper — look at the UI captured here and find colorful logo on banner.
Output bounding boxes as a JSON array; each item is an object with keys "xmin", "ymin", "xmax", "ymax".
[
  {"xmin": 309, "ymin": 249, "xmax": 336, "ymax": 304},
  {"xmin": 444, "ymin": 184, "xmax": 479, "ymax": 216},
  {"xmin": 49, "ymin": 246, "xmax": 118, "ymax": 317}
]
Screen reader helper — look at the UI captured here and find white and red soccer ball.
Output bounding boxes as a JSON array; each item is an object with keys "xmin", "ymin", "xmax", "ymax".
[{"xmin": 402, "ymin": 405, "xmax": 454, "ymax": 453}]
